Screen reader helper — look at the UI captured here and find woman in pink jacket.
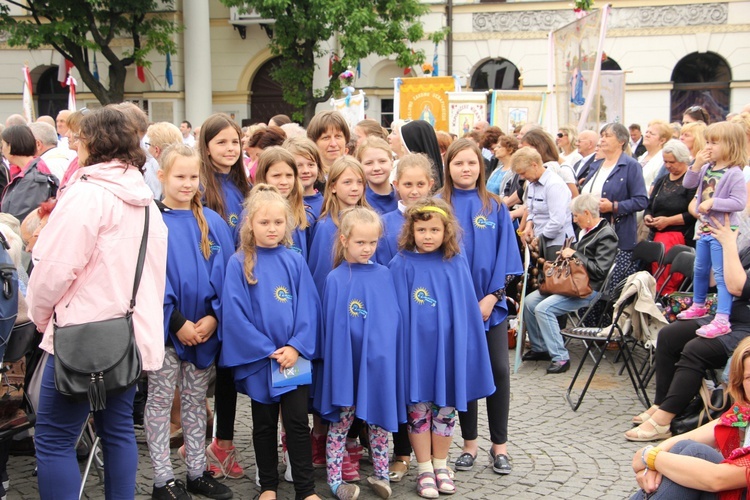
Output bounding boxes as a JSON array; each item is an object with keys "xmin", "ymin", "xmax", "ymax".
[{"xmin": 27, "ymin": 106, "xmax": 168, "ymax": 499}]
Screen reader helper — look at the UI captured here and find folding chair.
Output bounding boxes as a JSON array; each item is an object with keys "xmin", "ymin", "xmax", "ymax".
[
  {"xmin": 632, "ymin": 240, "xmax": 665, "ymax": 280},
  {"xmin": 0, "ymin": 322, "xmax": 39, "ymax": 441},
  {"xmin": 656, "ymin": 246, "xmax": 695, "ymax": 297},
  {"xmin": 562, "ymin": 279, "xmax": 652, "ymax": 411}
]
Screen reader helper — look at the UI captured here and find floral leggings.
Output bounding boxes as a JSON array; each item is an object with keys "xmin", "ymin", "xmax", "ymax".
[
  {"xmin": 326, "ymin": 406, "xmax": 389, "ymax": 489},
  {"xmin": 407, "ymin": 402, "xmax": 456, "ymax": 437},
  {"xmin": 145, "ymin": 347, "xmax": 212, "ymax": 486}
]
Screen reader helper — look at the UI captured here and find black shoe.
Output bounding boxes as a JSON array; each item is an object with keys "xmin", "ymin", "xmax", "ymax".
[
  {"xmin": 546, "ymin": 360, "xmax": 570, "ymax": 374},
  {"xmin": 454, "ymin": 452, "xmax": 476, "ymax": 471},
  {"xmin": 152, "ymin": 479, "xmax": 192, "ymax": 500},
  {"xmin": 522, "ymin": 350, "xmax": 551, "ymax": 362},
  {"xmin": 490, "ymin": 451, "xmax": 512, "ymax": 475},
  {"xmin": 186, "ymin": 471, "xmax": 233, "ymax": 500}
]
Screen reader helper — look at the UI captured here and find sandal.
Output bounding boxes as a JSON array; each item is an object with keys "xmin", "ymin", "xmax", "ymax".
[
  {"xmin": 631, "ymin": 405, "xmax": 659, "ymax": 425},
  {"xmin": 434, "ymin": 468, "xmax": 456, "ymax": 495},
  {"xmin": 416, "ymin": 471, "xmax": 439, "ymax": 499},
  {"xmin": 388, "ymin": 459, "xmax": 409, "ymax": 482},
  {"xmin": 624, "ymin": 417, "xmax": 672, "ymax": 442}
]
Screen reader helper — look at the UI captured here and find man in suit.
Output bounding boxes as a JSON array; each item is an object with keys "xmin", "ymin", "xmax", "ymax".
[
  {"xmin": 573, "ymin": 130, "xmax": 598, "ymax": 186},
  {"xmin": 629, "ymin": 124, "xmax": 646, "ymax": 158}
]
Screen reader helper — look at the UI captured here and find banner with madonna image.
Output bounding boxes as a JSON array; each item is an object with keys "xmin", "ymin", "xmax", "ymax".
[
  {"xmin": 490, "ymin": 91, "xmax": 546, "ymax": 133},
  {"xmin": 447, "ymin": 92, "xmax": 488, "ymax": 137},
  {"xmin": 394, "ymin": 76, "xmax": 461, "ymax": 132}
]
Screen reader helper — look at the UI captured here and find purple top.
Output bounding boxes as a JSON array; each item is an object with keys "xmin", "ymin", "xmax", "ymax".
[{"xmin": 683, "ymin": 163, "xmax": 747, "ymax": 230}]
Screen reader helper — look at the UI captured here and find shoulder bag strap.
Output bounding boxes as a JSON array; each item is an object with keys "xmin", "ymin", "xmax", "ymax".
[{"xmin": 129, "ymin": 207, "xmax": 150, "ymax": 311}]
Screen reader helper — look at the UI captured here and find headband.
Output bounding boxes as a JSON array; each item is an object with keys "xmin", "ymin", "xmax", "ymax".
[{"xmin": 418, "ymin": 206, "xmax": 448, "ymax": 218}]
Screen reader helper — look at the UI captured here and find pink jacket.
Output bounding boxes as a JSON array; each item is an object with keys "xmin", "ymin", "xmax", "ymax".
[{"xmin": 27, "ymin": 161, "xmax": 168, "ymax": 371}]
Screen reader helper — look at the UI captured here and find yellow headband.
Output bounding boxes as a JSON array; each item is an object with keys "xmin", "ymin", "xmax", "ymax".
[{"xmin": 418, "ymin": 206, "xmax": 448, "ymax": 218}]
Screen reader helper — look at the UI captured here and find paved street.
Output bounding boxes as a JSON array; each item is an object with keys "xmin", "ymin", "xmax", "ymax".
[{"xmin": 6, "ymin": 341, "xmax": 648, "ymax": 499}]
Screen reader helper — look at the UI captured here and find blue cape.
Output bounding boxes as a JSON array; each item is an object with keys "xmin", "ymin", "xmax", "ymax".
[
  {"xmin": 374, "ymin": 210, "xmax": 404, "ymax": 266},
  {"xmin": 216, "ymin": 172, "xmax": 246, "ymax": 247},
  {"xmin": 304, "ymin": 192, "xmax": 324, "ymax": 220},
  {"xmin": 307, "ymin": 215, "xmax": 337, "ymax": 297},
  {"xmin": 365, "ymin": 186, "xmax": 398, "ymax": 215}
]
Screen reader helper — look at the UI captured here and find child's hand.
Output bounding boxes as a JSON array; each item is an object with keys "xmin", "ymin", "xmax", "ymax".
[
  {"xmin": 176, "ymin": 321, "xmax": 202, "ymax": 346},
  {"xmin": 478, "ymin": 295, "xmax": 498, "ymax": 322},
  {"xmin": 194, "ymin": 315, "xmax": 218, "ymax": 342},
  {"xmin": 271, "ymin": 345, "xmax": 300, "ymax": 370},
  {"xmin": 698, "ymin": 198, "xmax": 714, "ymax": 214},
  {"xmin": 694, "ymin": 148, "xmax": 709, "ymax": 169}
]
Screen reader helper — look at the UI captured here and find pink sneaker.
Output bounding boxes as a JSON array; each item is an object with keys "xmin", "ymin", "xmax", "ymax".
[
  {"xmin": 311, "ymin": 431, "xmax": 327, "ymax": 468},
  {"xmin": 676, "ymin": 304, "xmax": 709, "ymax": 320},
  {"xmin": 346, "ymin": 444, "xmax": 364, "ymax": 471},
  {"xmin": 205, "ymin": 439, "xmax": 245, "ymax": 479},
  {"xmin": 696, "ymin": 318, "xmax": 732, "ymax": 339},
  {"xmin": 342, "ymin": 451, "xmax": 361, "ymax": 482}
]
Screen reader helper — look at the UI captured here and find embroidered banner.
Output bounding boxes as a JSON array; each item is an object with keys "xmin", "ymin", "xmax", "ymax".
[
  {"xmin": 490, "ymin": 91, "xmax": 546, "ymax": 133},
  {"xmin": 329, "ymin": 90, "xmax": 366, "ymax": 132},
  {"xmin": 395, "ymin": 76, "xmax": 460, "ymax": 132},
  {"xmin": 447, "ymin": 92, "xmax": 488, "ymax": 136}
]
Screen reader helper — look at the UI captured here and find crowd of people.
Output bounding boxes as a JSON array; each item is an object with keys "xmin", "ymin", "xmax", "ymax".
[{"xmin": 1, "ymin": 100, "xmax": 750, "ymax": 500}]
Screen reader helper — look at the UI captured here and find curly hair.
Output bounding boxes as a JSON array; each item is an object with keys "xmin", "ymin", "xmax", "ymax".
[
  {"xmin": 398, "ymin": 197, "xmax": 461, "ymax": 260},
  {"xmin": 79, "ymin": 107, "xmax": 146, "ymax": 170}
]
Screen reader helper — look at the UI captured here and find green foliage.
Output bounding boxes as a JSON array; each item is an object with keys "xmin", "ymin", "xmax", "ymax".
[
  {"xmin": 0, "ymin": 0, "xmax": 181, "ymax": 104},
  {"xmin": 222, "ymin": 0, "xmax": 435, "ymax": 123}
]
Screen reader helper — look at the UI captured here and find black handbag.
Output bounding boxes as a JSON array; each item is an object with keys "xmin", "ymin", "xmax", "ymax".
[
  {"xmin": 670, "ymin": 379, "xmax": 732, "ymax": 436},
  {"xmin": 53, "ymin": 208, "xmax": 149, "ymax": 411}
]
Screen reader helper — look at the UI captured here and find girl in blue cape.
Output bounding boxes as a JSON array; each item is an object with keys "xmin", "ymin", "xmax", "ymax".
[
  {"xmin": 254, "ymin": 146, "xmax": 315, "ymax": 260},
  {"xmin": 317, "ymin": 207, "xmax": 405, "ymax": 500},
  {"xmin": 285, "ymin": 137, "xmax": 326, "ymax": 220},
  {"xmin": 389, "ymin": 197, "xmax": 495, "ymax": 499},
  {"xmin": 146, "ymin": 145, "xmax": 234, "ymax": 499},
  {"xmin": 219, "ymin": 184, "xmax": 322, "ymax": 500},
  {"xmin": 374, "ymin": 154, "xmax": 435, "ymax": 266},
  {"xmin": 357, "ymin": 137, "xmax": 398, "ymax": 214},
  {"xmin": 441, "ymin": 138, "xmax": 523, "ymax": 477}
]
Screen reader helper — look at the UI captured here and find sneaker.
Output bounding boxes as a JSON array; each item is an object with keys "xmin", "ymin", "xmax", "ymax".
[
  {"xmin": 696, "ymin": 318, "xmax": 732, "ymax": 339},
  {"xmin": 333, "ymin": 483, "xmax": 360, "ymax": 500},
  {"xmin": 311, "ymin": 431, "xmax": 326, "ymax": 468},
  {"xmin": 186, "ymin": 471, "xmax": 233, "ymax": 500},
  {"xmin": 1, "ymin": 468, "xmax": 9, "ymax": 490},
  {"xmin": 152, "ymin": 479, "xmax": 192, "ymax": 500},
  {"xmin": 205, "ymin": 440, "xmax": 244, "ymax": 479},
  {"xmin": 342, "ymin": 451, "xmax": 360, "ymax": 482},
  {"xmin": 367, "ymin": 476, "xmax": 392, "ymax": 499},
  {"xmin": 283, "ymin": 450, "xmax": 293, "ymax": 483},
  {"xmin": 347, "ymin": 443, "xmax": 364, "ymax": 466},
  {"xmin": 677, "ymin": 304, "xmax": 709, "ymax": 320}
]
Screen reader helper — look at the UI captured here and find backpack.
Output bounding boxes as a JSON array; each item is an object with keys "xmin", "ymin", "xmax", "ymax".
[
  {"xmin": 0, "ymin": 157, "xmax": 59, "ymax": 223},
  {"xmin": 0, "ymin": 231, "xmax": 19, "ymax": 363}
]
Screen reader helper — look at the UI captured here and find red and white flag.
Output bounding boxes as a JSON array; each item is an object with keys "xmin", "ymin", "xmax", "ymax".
[
  {"xmin": 66, "ymin": 75, "xmax": 77, "ymax": 111},
  {"xmin": 57, "ymin": 54, "xmax": 74, "ymax": 86},
  {"xmin": 22, "ymin": 65, "xmax": 34, "ymax": 123}
]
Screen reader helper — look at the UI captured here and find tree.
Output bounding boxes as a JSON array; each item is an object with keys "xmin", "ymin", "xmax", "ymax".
[
  {"xmin": 221, "ymin": 0, "xmax": 437, "ymax": 124},
  {"xmin": 0, "ymin": 0, "xmax": 181, "ymax": 105}
]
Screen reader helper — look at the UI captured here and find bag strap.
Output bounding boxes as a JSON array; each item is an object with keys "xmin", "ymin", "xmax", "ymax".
[{"xmin": 129, "ymin": 207, "xmax": 150, "ymax": 312}]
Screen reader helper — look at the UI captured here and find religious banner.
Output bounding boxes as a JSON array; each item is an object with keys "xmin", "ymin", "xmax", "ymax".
[
  {"xmin": 490, "ymin": 91, "xmax": 546, "ymax": 133},
  {"xmin": 580, "ymin": 69, "xmax": 625, "ymax": 127},
  {"xmin": 552, "ymin": 6, "xmax": 611, "ymax": 129},
  {"xmin": 394, "ymin": 76, "xmax": 461, "ymax": 132},
  {"xmin": 447, "ymin": 92, "xmax": 488, "ymax": 136},
  {"xmin": 329, "ymin": 90, "xmax": 366, "ymax": 131}
]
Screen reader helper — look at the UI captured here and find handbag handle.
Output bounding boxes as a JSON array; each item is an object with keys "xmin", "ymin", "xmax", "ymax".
[{"xmin": 129, "ymin": 207, "xmax": 150, "ymax": 311}]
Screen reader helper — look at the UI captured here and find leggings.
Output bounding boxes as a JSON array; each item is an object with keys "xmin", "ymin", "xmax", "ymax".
[
  {"xmin": 326, "ymin": 407, "xmax": 388, "ymax": 490},
  {"xmin": 407, "ymin": 403, "xmax": 456, "ymax": 437},
  {"xmin": 213, "ymin": 366, "xmax": 237, "ymax": 441},
  {"xmin": 145, "ymin": 347, "xmax": 212, "ymax": 486},
  {"xmin": 458, "ymin": 320, "xmax": 510, "ymax": 445}
]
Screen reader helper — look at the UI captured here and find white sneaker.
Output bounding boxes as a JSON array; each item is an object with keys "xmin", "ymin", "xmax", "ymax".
[
  {"xmin": 284, "ymin": 450, "xmax": 293, "ymax": 483},
  {"xmin": 255, "ymin": 466, "xmax": 261, "ymax": 487}
]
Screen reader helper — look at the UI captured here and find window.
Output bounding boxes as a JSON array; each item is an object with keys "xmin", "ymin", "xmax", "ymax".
[
  {"xmin": 381, "ymin": 99, "xmax": 394, "ymax": 129},
  {"xmin": 671, "ymin": 52, "xmax": 730, "ymax": 124},
  {"xmin": 471, "ymin": 58, "xmax": 519, "ymax": 91}
]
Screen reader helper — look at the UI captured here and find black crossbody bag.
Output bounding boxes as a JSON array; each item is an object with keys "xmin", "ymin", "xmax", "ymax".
[{"xmin": 53, "ymin": 208, "xmax": 149, "ymax": 411}]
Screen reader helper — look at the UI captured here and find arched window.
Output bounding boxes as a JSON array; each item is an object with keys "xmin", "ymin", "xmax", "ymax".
[
  {"xmin": 601, "ymin": 56, "xmax": 621, "ymax": 71},
  {"xmin": 671, "ymin": 52, "xmax": 731, "ymax": 124},
  {"xmin": 471, "ymin": 58, "xmax": 519, "ymax": 91},
  {"xmin": 36, "ymin": 66, "xmax": 69, "ymax": 118},
  {"xmin": 249, "ymin": 57, "xmax": 296, "ymax": 125}
]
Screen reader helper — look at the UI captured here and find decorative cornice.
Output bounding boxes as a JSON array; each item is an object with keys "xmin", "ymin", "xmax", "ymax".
[{"xmin": 473, "ymin": 3, "xmax": 728, "ymax": 33}]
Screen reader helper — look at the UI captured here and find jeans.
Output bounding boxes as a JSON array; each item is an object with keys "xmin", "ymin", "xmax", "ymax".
[
  {"xmin": 694, "ymin": 235, "xmax": 731, "ymax": 315},
  {"xmin": 36, "ymin": 356, "xmax": 138, "ymax": 500},
  {"xmin": 524, "ymin": 289, "xmax": 600, "ymax": 362}
]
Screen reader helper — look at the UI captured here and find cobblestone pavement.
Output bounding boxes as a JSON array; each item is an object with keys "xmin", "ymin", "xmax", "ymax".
[{"xmin": 6, "ymin": 342, "xmax": 650, "ymax": 499}]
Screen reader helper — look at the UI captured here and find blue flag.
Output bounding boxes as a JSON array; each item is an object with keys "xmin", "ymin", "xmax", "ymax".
[
  {"xmin": 165, "ymin": 52, "xmax": 173, "ymax": 87},
  {"xmin": 432, "ymin": 43, "xmax": 439, "ymax": 76},
  {"xmin": 356, "ymin": 61, "xmax": 361, "ymax": 79},
  {"xmin": 93, "ymin": 53, "xmax": 99, "ymax": 82}
]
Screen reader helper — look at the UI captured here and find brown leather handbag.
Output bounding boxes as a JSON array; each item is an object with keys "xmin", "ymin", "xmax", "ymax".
[{"xmin": 538, "ymin": 239, "xmax": 592, "ymax": 298}]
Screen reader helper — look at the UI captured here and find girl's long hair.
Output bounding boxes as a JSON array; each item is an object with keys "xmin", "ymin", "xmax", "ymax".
[
  {"xmin": 332, "ymin": 207, "xmax": 382, "ymax": 268},
  {"xmin": 159, "ymin": 144, "xmax": 212, "ymax": 259},
  {"xmin": 255, "ymin": 146, "xmax": 309, "ymax": 230},
  {"xmin": 238, "ymin": 184, "xmax": 294, "ymax": 285},
  {"xmin": 319, "ymin": 157, "xmax": 371, "ymax": 226},
  {"xmin": 441, "ymin": 138, "xmax": 499, "ymax": 214},
  {"xmin": 705, "ymin": 121, "xmax": 748, "ymax": 168},
  {"xmin": 198, "ymin": 113, "xmax": 250, "ymax": 219},
  {"xmin": 398, "ymin": 197, "xmax": 461, "ymax": 259}
]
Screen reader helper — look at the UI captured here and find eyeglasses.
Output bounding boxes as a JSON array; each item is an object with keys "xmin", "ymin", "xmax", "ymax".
[
  {"xmin": 557, "ymin": 132, "xmax": 565, "ymax": 138},
  {"xmin": 144, "ymin": 142, "xmax": 152, "ymax": 147}
]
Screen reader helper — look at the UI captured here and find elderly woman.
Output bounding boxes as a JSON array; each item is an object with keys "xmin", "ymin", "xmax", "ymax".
[
  {"xmin": 630, "ymin": 336, "xmax": 750, "ymax": 499},
  {"xmin": 679, "ymin": 121, "xmax": 707, "ymax": 164},
  {"xmin": 581, "ymin": 122, "xmax": 649, "ymax": 288},
  {"xmin": 487, "ymin": 134, "xmax": 519, "ymax": 196},
  {"xmin": 27, "ymin": 106, "xmax": 168, "ymax": 497},
  {"xmin": 522, "ymin": 129, "xmax": 578, "ymax": 198},
  {"xmin": 645, "ymin": 140, "xmax": 697, "ymax": 293},
  {"xmin": 639, "ymin": 120, "xmax": 673, "ymax": 189},
  {"xmin": 513, "ymin": 147, "xmax": 574, "ymax": 261},
  {"xmin": 626, "ymin": 214, "xmax": 750, "ymax": 443},
  {"xmin": 557, "ymin": 125, "xmax": 582, "ymax": 168},
  {"xmin": 521, "ymin": 193, "xmax": 618, "ymax": 373}
]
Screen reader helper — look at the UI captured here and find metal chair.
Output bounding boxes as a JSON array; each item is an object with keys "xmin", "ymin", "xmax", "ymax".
[
  {"xmin": 656, "ymin": 246, "xmax": 695, "ymax": 297},
  {"xmin": 632, "ymin": 240, "xmax": 666, "ymax": 280}
]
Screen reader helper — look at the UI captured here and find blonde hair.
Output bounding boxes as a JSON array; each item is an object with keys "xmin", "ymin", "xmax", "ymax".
[
  {"xmin": 320, "ymin": 157, "xmax": 371, "ymax": 226},
  {"xmin": 680, "ymin": 121, "xmax": 707, "ymax": 158},
  {"xmin": 355, "ymin": 137, "xmax": 392, "ymax": 163},
  {"xmin": 395, "ymin": 153, "xmax": 434, "ymax": 183},
  {"xmin": 283, "ymin": 136, "xmax": 325, "ymax": 186},
  {"xmin": 147, "ymin": 122, "xmax": 183, "ymax": 154},
  {"xmin": 159, "ymin": 144, "xmax": 212, "ymax": 259},
  {"xmin": 399, "ymin": 197, "xmax": 461, "ymax": 259},
  {"xmin": 332, "ymin": 207, "xmax": 383, "ymax": 268},
  {"xmin": 648, "ymin": 119, "xmax": 674, "ymax": 147},
  {"xmin": 728, "ymin": 336, "xmax": 750, "ymax": 405},
  {"xmin": 255, "ymin": 146, "xmax": 309, "ymax": 230},
  {"xmin": 705, "ymin": 121, "xmax": 748, "ymax": 168},
  {"xmin": 510, "ymin": 146, "xmax": 543, "ymax": 174},
  {"xmin": 239, "ymin": 184, "xmax": 294, "ymax": 285},
  {"xmin": 558, "ymin": 125, "xmax": 578, "ymax": 153}
]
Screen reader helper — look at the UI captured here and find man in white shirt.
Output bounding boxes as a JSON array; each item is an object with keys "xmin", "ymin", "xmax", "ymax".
[
  {"xmin": 180, "ymin": 120, "xmax": 196, "ymax": 147},
  {"xmin": 56, "ymin": 110, "xmax": 71, "ymax": 150},
  {"xmin": 29, "ymin": 122, "xmax": 73, "ymax": 181}
]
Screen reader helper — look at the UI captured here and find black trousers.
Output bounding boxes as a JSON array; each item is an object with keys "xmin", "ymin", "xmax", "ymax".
[
  {"xmin": 458, "ymin": 321, "xmax": 510, "ymax": 445},
  {"xmin": 214, "ymin": 366, "xmax": 237, "ymax": 441},
  {"xmin": 654, "ymin": 319, "xmax": 728, "ymax": 415},
  {"xmin": 251, "ymin": 386, "xmax": 315, "ymax": 500}
]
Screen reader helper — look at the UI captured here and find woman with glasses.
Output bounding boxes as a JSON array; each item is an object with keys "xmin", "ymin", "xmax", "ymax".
[
  {"xmin": 556, "ymin": 125, "xmax": 582, "ymax": 168},
  {"xmin": 683, "ymin": 105, "xmax": 710, "ymax": 125}
]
